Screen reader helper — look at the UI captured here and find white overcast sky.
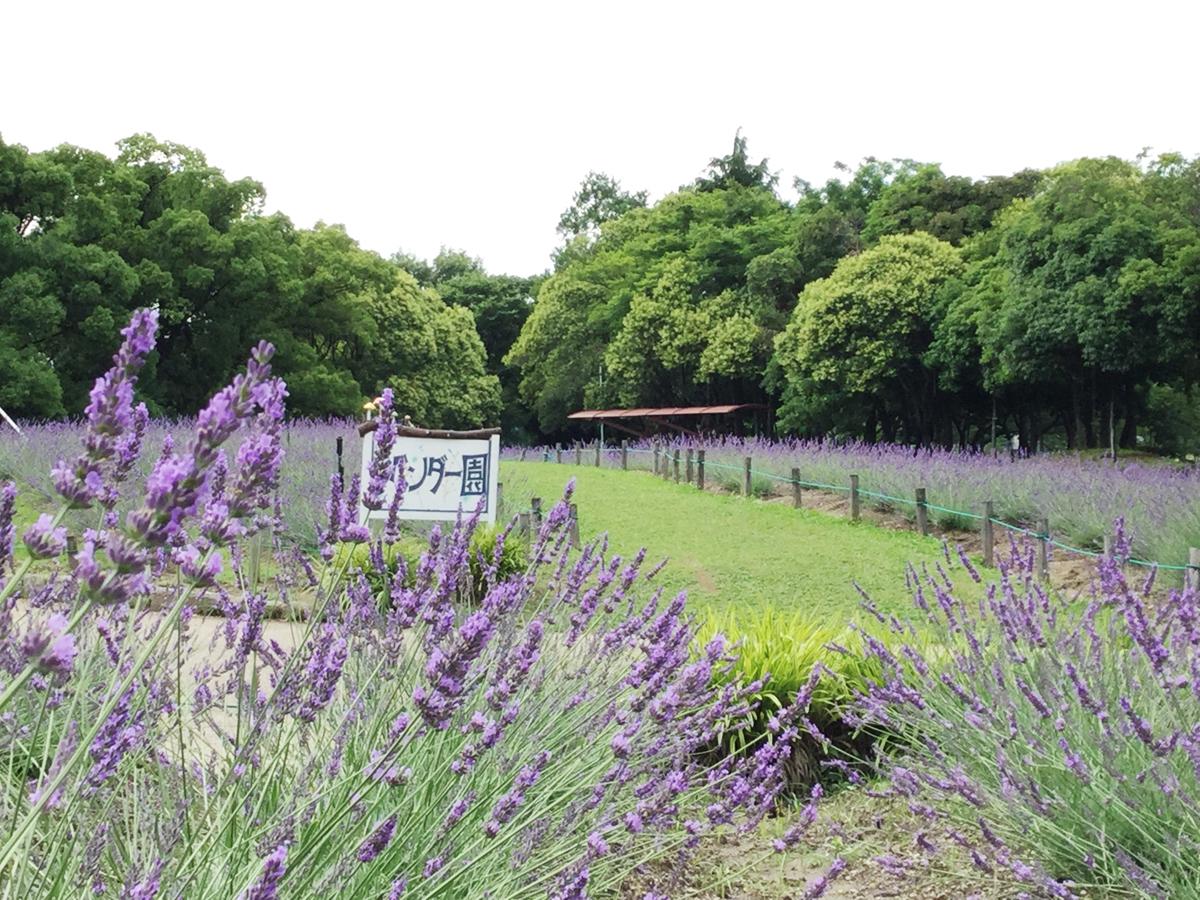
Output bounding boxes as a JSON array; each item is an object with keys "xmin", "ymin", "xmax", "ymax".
[{"xmin": 5, "ymin": 0, "xmax": 1199, "ymax": 275}]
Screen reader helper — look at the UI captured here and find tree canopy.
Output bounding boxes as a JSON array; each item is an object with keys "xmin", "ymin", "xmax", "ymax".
[
  {"xmin": 0, "ymin": 133, "xmax": 500, "ymax": 426},
  {"xmin": 5, "ymin": 128, "xmax": 1199, "ymax": 452},
  {"xmin": 509, "ymin": 140, "xmax": 1200, "ymax": 451}
]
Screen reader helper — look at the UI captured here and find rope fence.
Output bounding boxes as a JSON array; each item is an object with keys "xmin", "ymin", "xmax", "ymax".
[{"xmin": 509, "ymin": 441, "xmax": 1200, "ymax": 584}]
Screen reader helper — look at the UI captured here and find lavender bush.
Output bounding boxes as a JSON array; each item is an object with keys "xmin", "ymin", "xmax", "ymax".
[
  {"xmin": 507, "ymin": 437, "xmax": 1200, "ymax": 573},
  {"xmin": 0, "ymin": 418, "xmax": 362, "ymax": 552},
  {"xmin": 0, "ymin": 312, "xmax": 810, "ymax": 898},
  {"xmin": 844, "ymin": 530, "xmax": 1200, "ymax": 897}
]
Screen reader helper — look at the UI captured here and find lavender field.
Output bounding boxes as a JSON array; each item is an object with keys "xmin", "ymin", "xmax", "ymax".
[
  {"xmin": 5, "ymin": 308, "xmax": 1200, "ymax": 898},
  {"xmin": 0, "ymin": 419, "xmax": 364, "ymax": 551},
  {"xmin": 1, "ymin": 316, "xmax": 810, "ymax": 898},
  {"xmin": 7, "ymin": 423, "xmax": 1198, "ymax": 575},
  {"xmin": 510, "ymin": 437, "xmax": 1200, "ymax": 575}
]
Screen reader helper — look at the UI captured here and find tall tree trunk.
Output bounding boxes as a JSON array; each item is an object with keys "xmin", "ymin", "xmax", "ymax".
[
  {"xmin": 1087, "ymin": 374, "xmax": 1098, "ymax": 449},
  {"xmin": 881, "ymin": 416, "xmax": 897, "ymax": 443},
  {"xmin": 864, "ymin": 407, "xmax": 878, "ymax": 443},
  {"xmin": 1066, "ymin": 390, "xmax": 1080, "ymax": 451},
  {"xmin": 1120, "ymin": 382, "xmax": 1139, "ymax": 448}
]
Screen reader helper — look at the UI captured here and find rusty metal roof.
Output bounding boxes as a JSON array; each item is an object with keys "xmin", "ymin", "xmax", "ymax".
[{"xmin": 567, "ymin": 404, "xmax": 764, "ymax": 420}]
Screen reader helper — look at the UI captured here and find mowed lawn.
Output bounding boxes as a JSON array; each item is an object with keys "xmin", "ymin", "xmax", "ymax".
[{"xmin": 501, "ymin": 462, "xmax": 971, "ymax": 620}]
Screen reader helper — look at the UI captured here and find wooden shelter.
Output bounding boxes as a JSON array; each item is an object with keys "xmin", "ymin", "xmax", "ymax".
[{"xmin": 566, "ymin": 404, "xmax": 767, "ymax": 439}]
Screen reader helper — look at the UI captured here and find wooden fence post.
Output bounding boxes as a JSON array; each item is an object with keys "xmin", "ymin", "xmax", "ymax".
[
  {"xmin": 517, "ymin": 511, "xmax": 531, "ymax": 538},
  {"xmin": 520, "ymin": 447, "xmax": 527, "ymax": 462},
  {"xmin": 686, "ymin": 449, "xmax": 694, "ymax": 484},
  {"xmin": 653, "ymin": 447, "xmax": 660, "ymax": 476},
  {"xmin": 742, "ymin": 457, "xmax": 752, "ymax": 497},
  {"xmin": 621, "ymin": 440, "xmax": 628, "ymax": 471},
  {"xmin": 1103, "ymin": 534, "xmax": 1113, "ymax": 560},
  {"xmin": 497, "ymin": 481, "xmax": 503, "ymax": 519},
  {"xmin": 662, "ymin": 446, "xmax": 672, "ymax": 481},
  {"xmin": 1037, "ymin": 518, "xmax": 1050, "ymax": 581},
  {"xmin": 594, "ymin": 443, "xmax": 601, "ymax": 467},
  {"xmin": 673, "ymin": 450, "xmax": 680, "ymax": 483},
  {"xmin": 531, "ymin": 497, "xmax": 543, "ymax": 530},
  {"xmin": 850, "ymin": 474, "xmax": 860, "ymax": 521},
  {"xmin": 575, "ymin": 446, "xmax": 582, "ymax": 466},
  {"xmin": 555, "ymin": 447, "xmax": 562, "ymax": 464},
  {"xmin": 982, "ymin": 500, "xmax": 995, "ymax": 568},
  {"xmin": 1187, "ymin": 547, "xmax": 1200, "ymax": 592},
  {"xmin": 568, "ymin": 503, "xmax": 580, "ymax": 548},
  {"xmin": 791, "ymin": 467, "xmax": 801, "ymax": 509},
  {"xmin": 915, "ymin": 487, "xmax": 929, "ymax": 536},
  {"xmin": 336, "ymin": 436, "xmax": 344, "ymax": 487},
  {"xmin": 697, "ymin": 450, "xmax": 705, "ymax": 491}
]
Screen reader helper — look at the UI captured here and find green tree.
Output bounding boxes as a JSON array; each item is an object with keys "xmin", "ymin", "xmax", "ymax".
[
  {"xmin": 556, "ymin": 173, "xmax": 648, "ymax": 243},
  {"xmin": 862, "ymin": 164, "xmax": 1041, "ymax": 245},
  {"xmin": 360, "ymin": 271, "xmax": 501, "ymax": 427},
  {"xmin": 774, "ymin": 232, "xmax": 964, "ymax": 443},
  {"xmin": 393, "ymin": 248, "xmax": 537, "ymax": 437},
  {"xmin": 509, "ymin": 179, "xmax": 792, "ymax": 433},
  {"xmin": 0, "ymin": 131, "xmax": 505, "ymax": 425},
  {"xmin": 976, "ymin": 158, "xmax": 1200, "ymax": 448},
  {"xmin": 695, "ymin": 131, "xmax": 778, "ymax": 193}
]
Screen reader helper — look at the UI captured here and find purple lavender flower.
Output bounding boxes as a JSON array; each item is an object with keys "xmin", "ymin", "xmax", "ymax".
[
  {"xmin": 0, "ymin": 482, "xmax": 15, "ymax": 573},
  {"xmin": 1058, "ymin": 737, "xmax": 1090, "ymax": 782},
  {"xmin": 357, "ymin": 815, "xmax": 397, "ymax": 862},
  {"xmin": 175, "ymin": 544, "xmax": 223, "ymax": 586},
  {"xmin": 242, "ymin": 843, "xmax": 288, "ymax": 900},
  {"xmin": 416, "ymin": 609, "xmax": 496, "ymax": 730},
  {"xmin": 422, "ymin": 854, "xmax": 446, "ymax": 879},
  {"xmin": 552, "ymin": 864, "xmax": 589, "ymax": 900},
  {"xmin": 363, "ymin": 388, "xmax": 397, "ymax": 511},
  {"xmin": 442, "ymin": 793, "xmax": 474, "ymax": 832},
  {"xmin": 20, "ymin": 613, "xmax": 76, "ymax": 675},
  {"xmin": 28, "ymin": 720, "xmax": 78, "ymax": 809},
  {"xmin": 124, "ymin": 860, "xmax": 164, "ymax": 899},
  {"xmin": 84, "ymin": 689, "xmax": 145, "ymax": 795},
  {"xmin": 127, "ymin": 342, "xmax": 280, "ymax": 547},
  {"xmin": 804, "ymin": 857, "xmax": 847, "ymax": 899},
  {"xmin": 1118, "ymin": 696, "xmax": 1169, "ymax": 754},
  {"xmin": 485, "ymin": 751, "xmax": 551, "ymax": 834},
  {"xmin": 296, "ymin": 625, "xmax": 348, "ymax": 722},
  {"xmin": 22, "ymin": 514, "xmax": 67, "ymax": 559},
  {"xmin": 970, "ymin": 849, "xmax": 993, "ymax": 873},
  {"xmin": 874, "ymin": 854, "xmax": 908, "ymax": 877},
  {"xmin": 52, "ymin": 309, "xmax": 158, "ymax": 509},
  {"xmin": 383, "ymin": 454, "xmax": 407, "ymax": 545},
  {"xmin": 228, "ymin": 379, "xmax": 287, "ymax": 519},
  {"xmin": 586, "ymin": 831, "xmax": 609, "ymax": 858}
]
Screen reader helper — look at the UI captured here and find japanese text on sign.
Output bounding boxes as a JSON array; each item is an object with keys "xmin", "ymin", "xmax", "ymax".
[{"xmin": 360, "ymin": 434, "xmax": 500, "ymax": 524}]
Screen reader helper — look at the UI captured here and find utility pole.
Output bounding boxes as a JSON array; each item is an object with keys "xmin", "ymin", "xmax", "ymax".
[
  {"xmin": 598, "ymin": 362, "xmax": 605, "ymax": 449},
  {"xmin": 1109, "ymin": 397, "xmax": 1117, "ymax": 461}
]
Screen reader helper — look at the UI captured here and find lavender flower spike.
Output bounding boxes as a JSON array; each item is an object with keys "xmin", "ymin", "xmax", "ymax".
[
  {"xmin": 242, "ymin": 843, "xmax": 288, "ymax": 900},
  {"xmin": 357, "ymin": 815, "xmax": 398, "ymax": 862},
  {"xmin": 127, "ymin": 341, "xmax": 280, "ymax": 547},
  {"xmin": 22, "ymin": 514, "xmax": 67, "ymax": 559},
  {"xmin": 0, "ymin": 482, "xmax": 15, "ymax": 573},
  {"xmin": 52, "ymin": 308, "xmax": 158, "ymax": 509},
  {"xmin": 20, "ymin": 613, "xmax": 77, "ymax": 675},
  {"xmin": 364, "ymin": 387, "xmax": 397, "ymax": 511}
]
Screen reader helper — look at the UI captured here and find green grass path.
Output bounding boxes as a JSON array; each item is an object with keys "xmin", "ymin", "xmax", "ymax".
[{"xmin": 501, "ymin": 462, "xmax": 968, "ymax": 621}]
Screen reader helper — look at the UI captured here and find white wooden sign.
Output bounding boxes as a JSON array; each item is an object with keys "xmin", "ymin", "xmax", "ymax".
[{"xmin": 360, "ymin": 433, "xmax": 500, "ymax": 524}]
